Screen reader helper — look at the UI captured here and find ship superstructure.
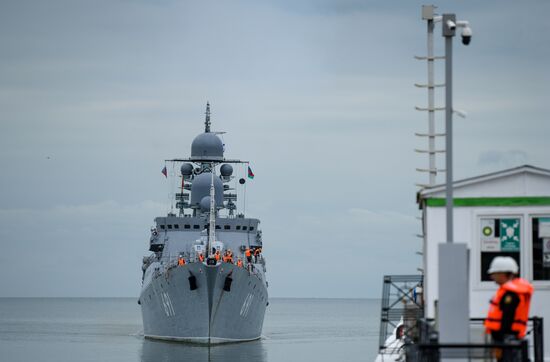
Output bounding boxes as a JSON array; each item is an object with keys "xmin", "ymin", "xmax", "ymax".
[{"xmin": 139, "ymin": 103, "xmax": 268, "ymax": 344}]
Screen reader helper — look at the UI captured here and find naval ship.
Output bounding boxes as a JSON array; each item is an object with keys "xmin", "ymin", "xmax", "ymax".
[{"xmin": 139, "ymin": 103, "xmax": 268, "ymax": 344}]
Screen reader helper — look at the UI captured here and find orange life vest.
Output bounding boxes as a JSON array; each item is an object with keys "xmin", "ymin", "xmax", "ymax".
[
  {"xmin": 245, "ymin": 249, "xmax": 251, "ymax": 257},
  {"xmin": 484, "ymin": 278, "xmax": 533, "ymax": 338},
  {"xmin": 198, "ymin": 253, "xmax": 204, "ymax": 262},
  {"xmin": 178, "ymin": 258, "xmax": 185, "ymax": 266},
  {"xmin": 237, "ymin": 260, "xmax": 243, "ymax": 267},
  {"xmin": 215, "ymin": 251, "xmax": 220, "ymax": 261}
]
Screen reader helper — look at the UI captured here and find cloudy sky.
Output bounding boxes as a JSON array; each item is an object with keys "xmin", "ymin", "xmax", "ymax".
[{"xmin": 1, "ymin": 0, "xmax": 549, "ymax": 298}]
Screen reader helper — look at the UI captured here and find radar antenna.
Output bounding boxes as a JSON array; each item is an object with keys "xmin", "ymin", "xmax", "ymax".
[{"xmin": 205, "ymin": 102, "xmax": 211, "ymax": 133}]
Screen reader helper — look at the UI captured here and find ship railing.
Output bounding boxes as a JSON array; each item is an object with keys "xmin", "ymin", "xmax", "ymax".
[{"xmin": 405, "ymin": 317, "xmax": 544, "ymax": 362}]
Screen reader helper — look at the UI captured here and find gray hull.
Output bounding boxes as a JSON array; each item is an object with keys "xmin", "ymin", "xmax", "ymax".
[{"xmin": 140, "ymin": 262, "xmax": 268, "ymax": 344}]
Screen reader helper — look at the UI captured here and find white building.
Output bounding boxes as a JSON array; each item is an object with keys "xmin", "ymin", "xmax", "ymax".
[{"xmin": 418, "ymin": 165, "xmax": 550, "ymax": 358}]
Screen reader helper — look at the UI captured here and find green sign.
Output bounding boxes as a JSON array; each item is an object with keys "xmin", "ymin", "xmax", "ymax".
[{"xmin": 500, "ymin": 218, "xmax": 520, "ymax": 252}]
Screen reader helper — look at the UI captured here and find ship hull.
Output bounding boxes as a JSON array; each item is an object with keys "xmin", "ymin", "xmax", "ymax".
[{"xmin": 140, "ymin": 262, "xmax": 267, "ymax": 344}]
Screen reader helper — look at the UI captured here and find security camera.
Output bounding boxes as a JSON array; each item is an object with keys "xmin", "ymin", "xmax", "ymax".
[
  {"xmin": 446, "ymin": 20, "xmax": 456, "ymax": 31},
  {"xmin": 461, "ymin": 26, "xmax": 472, "ymax": 45}
]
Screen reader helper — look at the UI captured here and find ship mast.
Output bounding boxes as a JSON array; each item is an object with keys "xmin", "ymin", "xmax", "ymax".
[
  {"xmin": 205, "ymin": 102, "xmax": 211, "ymax": 133},
  {"xmin": 207, "ymin": 164, "xmax": 216, "ymax": 256}
]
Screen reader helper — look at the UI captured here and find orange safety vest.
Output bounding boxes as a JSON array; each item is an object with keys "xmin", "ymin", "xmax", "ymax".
[
  {"xmin": 484, "ymin": 278, "xmax": 533, "ymax": 338},
  {"xmin": 215, "ymin": 252, "xmax": 220, "ymax": 261},
  {"xmin": 178, "ymin": 258, "xmax": 185, "ymax": 266},
  {"xmin": 198, "ymin": 253, "xmax": 204, "ymax": 262},
  {"xmin": 245, "ymin": 249, "xmax": 251, "ymax": 257},
  {"xmin": 237, "ymin": 260, "xmax": 243, "ymax": 267}
]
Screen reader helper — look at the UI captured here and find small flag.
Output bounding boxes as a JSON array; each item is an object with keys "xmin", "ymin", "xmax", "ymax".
[
  {"xmin": 161, "ymin": 166, "xmax": 167, "ymax": 178},
  {"xmin": 247, "ymin": 166, "xmax": 255, "ymax": 179}
]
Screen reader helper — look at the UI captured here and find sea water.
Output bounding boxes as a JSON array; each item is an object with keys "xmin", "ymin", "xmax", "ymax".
[{"xmin": 0, "ymin": 298, "xmax": 380, "ymax": 362}]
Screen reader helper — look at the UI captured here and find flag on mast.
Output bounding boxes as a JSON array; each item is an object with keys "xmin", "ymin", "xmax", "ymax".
[
  {"xmin": 247, "ymin": 166, "xmax": 255, "ymax": 179},
  {"xmin": 161, "ymin": 166, "xmax": 167, "ymax": 178}
]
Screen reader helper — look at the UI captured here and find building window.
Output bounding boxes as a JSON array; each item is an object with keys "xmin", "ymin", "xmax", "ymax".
[
  {"xmin": 184, "ymin": 224, "xmax": 191, "ymax": 229},
  {"xmin": 532, "ymin": 217, "xmax": 550, "ymax": 281},
  {"xmin": 193, "ymin": 225, "xmax": 200, "ymax": 229},
  {"xmin": 250, "ymin": 227, "xmax": 254, "ymax": 231},
  {"xmin": 174, "ymin": 224, "xmax": 179, "ymax": 229},
  {"xmin": 160, "ymin": 225, "xmax": 165, "ymax": 230},
  {"xmin": 243, "ymin": 226, "xmax": 248, "ymax": 231},
  {"xmin": 167, "ymin": 225, "xmax": 173, "ymax": 229},
  {"xmin": 236, "ymin": 226, "xmax": 241, "ymax": 230},
  {"xmin": 479, "ymin": 217, "xmax": 521, "ymax": 281},
  {"xmin": 224, "ymin": 225, "xmax": 230, "ymax": 230}
]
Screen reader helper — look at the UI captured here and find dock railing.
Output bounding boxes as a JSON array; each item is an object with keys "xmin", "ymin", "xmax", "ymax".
[{"xmin": 406, "ymin": 317, "xmax": 544, "ymax": 362}]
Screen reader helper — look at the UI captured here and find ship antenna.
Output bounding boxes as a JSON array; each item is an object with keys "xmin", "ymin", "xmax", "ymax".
[
  {"xmin": 207, "ymin": 163, "xmax": 216, "ymax": 255},
  {"xmin": 205, "ymin": 102, "xmax": 211, "ymax": 133}
]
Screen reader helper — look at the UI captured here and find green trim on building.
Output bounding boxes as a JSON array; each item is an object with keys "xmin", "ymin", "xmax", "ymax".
[{"xmin": 425, "ymin": 197, "xmax": 550, "ymax": 207}]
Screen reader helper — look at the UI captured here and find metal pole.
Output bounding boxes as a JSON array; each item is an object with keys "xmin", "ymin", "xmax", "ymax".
[
  {"xmin": 444, "ymin": 22, "xmax": 454, "ymax": 244},
  {"xmin": 427, "ymin": 18, "xmax": 436, "ymax": 186}
]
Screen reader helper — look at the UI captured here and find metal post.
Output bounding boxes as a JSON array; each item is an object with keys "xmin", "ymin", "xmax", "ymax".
[
  {"xmin": 443, "ymin": 14, "xmax": 456, "ymax": 243},
  {"xmin": 427, "ymin": 16, "xmax": 436, "ymax": 186}
]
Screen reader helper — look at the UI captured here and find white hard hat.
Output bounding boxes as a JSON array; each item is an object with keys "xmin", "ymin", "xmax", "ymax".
[{"xmin": 487, "ymin": 256, "xmax": 519, "ymax": 274}]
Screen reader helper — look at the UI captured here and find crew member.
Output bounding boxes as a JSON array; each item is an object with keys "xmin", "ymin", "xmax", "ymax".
[
  {"xmin": 178, "ymin": 255, "xmax": 185, "ymax": 266},
  {"xmin": 484, "ymin": 256, "xmax": 534, "ymax": 346},
  {"xmin": 254, "ymin": 247, "xmax": 262, "ymax": 262},
  {"xmin": 214, "ymin": 249, "xmax": 221, "ymax": 262},
  {"xmin": 245, "ymin": 248, "xmax": 252, "ymax": 263},
  {"xmin": 198, "ymin": 253, "xmax": 204, "ymax": 262},
  {"xmin": 236, "ymin": 258, "xmax": 243, "ymax": 268}
]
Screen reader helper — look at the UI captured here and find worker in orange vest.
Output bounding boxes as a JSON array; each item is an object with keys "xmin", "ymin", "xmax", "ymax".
[
  {"xmin": 178, "ymin": 256, "xmax": 185, "ymax": 266},
  {"xmin": 236, "ymin": 258, "xmax": 243, "ymax": 268},
  {"xmin": 254, "ymin": 247, "xmax": 262, "ymax": 262},
  {"xmin": 198, "ymin": 253, "xmax": 204, "ymax": 262},
  {"xmin": 484, "ymin": 257, "xmax": 533, "ymax": 347},
  {"xmin": 214, "ymin": 250, "xmax": 221, "ymax": 262},
  {"xmin": 245, "ymin": 248, "xmax": 252, "ymax": 263}
]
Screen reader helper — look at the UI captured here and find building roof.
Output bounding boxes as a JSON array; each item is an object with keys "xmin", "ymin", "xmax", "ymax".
[{"xmin": 417, "ymin": 165, "xmax": 550, "ymax": 207}]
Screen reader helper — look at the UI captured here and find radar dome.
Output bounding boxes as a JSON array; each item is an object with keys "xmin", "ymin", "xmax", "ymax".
[
  {"xmin": 200, "ymin": 196, "xmax": 211, "ymax": 212},
  {"xmin": 190, "ymin": 172, "xmax": 224, "ymax": 208},
  {"xmin": 180, "ymin": 163, "xmax": 193, "ymax": 176},
  {"xmin": 190, "ymin": 133, "xmax": 224, "ymax": 161},
  {"xmin": 220, "ymin": 164, "xmax": 233, "ymax": 177}
]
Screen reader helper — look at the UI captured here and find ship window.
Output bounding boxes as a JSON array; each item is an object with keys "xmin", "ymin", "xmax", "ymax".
[
  {"xmin": 236, "ymin": 226, "xmax": 241, "ymax": 230},
  {"xmin": 184, "ymin": 224, "xmax": 191, "ymax": 229},
  {"xmin": 479, "ymin": 217, "xmax": 521, "ymax": 281},
  {"xmin": 215, "ymin": 225, "xmax": 221, "ymax": 229},
  {"xmin": 193, "ymin": 225, "xmax": 200, "ymax": 229},
  {"xmin": 224, "ymin": 225, "xmax": 230, "ymax": 230},
  {"xmin": 250, "ymin": 227, "xmax": 254, "ymax": 231},
  {"xmin": 160, "ymin": 225, "xmax": 166, "ymax": 230},
  {"xmin": 532, "ymin": 216, "xmax": 550, "ymax": 281},
  {"xmin": 174, "ymin": 224, "xmax": 179, "ymax": 229},
  {"xmin": 243, "ymin": 226, "xmax": 248, "ymax": 231},
  {"xmin": 168, "ymin": 225, "xmax": 173, "ymax": 229}
]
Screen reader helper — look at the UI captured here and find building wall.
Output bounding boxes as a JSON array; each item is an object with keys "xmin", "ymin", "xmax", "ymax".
[{"xmin": 424, "ymin": 205, "xmax": 550, "ymax": 358}]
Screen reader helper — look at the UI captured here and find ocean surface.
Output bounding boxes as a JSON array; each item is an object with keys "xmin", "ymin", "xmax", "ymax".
[{"xmin": 0, "ymin": 298, "xmax": 381, "ymax": 362}]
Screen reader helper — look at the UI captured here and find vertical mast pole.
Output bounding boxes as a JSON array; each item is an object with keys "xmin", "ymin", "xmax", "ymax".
[
  {"xmin": 427, "ymin": 15, "xmax": 436, "ymax": 186},
  {"xmin": 444, "ymin": 21, "xmax": 454, "ymax": 243},
  {"xmin": 208, "ymin": 164, "xmax": 216, "ymax": 255}
]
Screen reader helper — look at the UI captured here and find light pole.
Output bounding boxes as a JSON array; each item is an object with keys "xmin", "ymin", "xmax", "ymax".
[{"xmin": 438, "ymin": 12, "xmax": 473, "ymax": 346}]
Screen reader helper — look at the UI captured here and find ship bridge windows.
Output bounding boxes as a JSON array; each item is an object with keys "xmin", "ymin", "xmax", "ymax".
[
  {"xmin": 174, "ymin": 224, "xmax": 179, "ymax": 229},
  {"xmin": 193, "ymin": 225, "xmax": 200, "ymax": 229},
  {"xmin": 184, "ymin": 224, "xmax": 191, "ymax": 229},
  {"xmin": 243, "ymin": 226, "xmax": 248, "ymax": 231},
  {"xmin": 249, "ymin": 227, "xmax": 254, "ymax": 231},
  {"xmin": 236, "ymin": 226, "xmax": 241, "ymax": 230},
  {"xmin": 224, "ymin": 225, "xmax": 230, "ymax": 230},
  {"xmin": 167, "ymin": 225, "xmax": 173, "ymax": 229}
]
